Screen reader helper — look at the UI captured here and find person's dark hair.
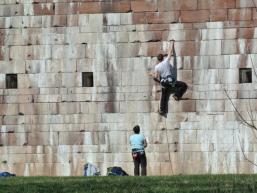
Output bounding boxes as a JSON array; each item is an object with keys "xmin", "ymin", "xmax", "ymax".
[
  {"xmin": 133, "ymin": 125, "xmax": 140, "ymax": 134},
  {"xmin": 157, "ymin": 54, "xmax": 164, "ymax": 62}
]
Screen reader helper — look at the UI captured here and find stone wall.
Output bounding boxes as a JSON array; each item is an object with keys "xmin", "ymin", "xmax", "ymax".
[{"xmin": 1, "ymin": 0, "xmax": 257, "ymax": 176}]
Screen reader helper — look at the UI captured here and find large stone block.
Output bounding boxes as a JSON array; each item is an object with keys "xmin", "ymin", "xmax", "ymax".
[
  {"xmin": 78, "ymin": 2, "xmax": 131, "ymax": 14},
  {"xmin": 193, "ymin": 69, "xmax": 220, "ymax": 84},
  {"xmin": 80, "ymin": 102, "xmax": 119, "ymax": 113},
  {"xmin": 116, "ymin": 32, "xmax": 129, "ymax": 43},
  {"xmin": 199, "ymin": 40, "xmax": 222, "ymax": 56},
  {"xmin": 160, "ymin": 162, "xmax": 173, "ymax": 175},
  {"xmin": 158, "ymin": 0, "xmax": 197, "ymax": 11},
  {"xmin": 45, "ymin": 59, "xmax": 76, "ymax": 73},
  {"xmin": 39, "ymin": 73, "xmax": 62, "ymax": 88},
  {"xmin": 25, "ymin": 60, "xmax": 46, "ymax": 73},
  {"xmin": 79, "ymin": 14, "xmax": 103, "ymax": 32},
  {"xmin": 58, "ymin": 102, "xmax": 80, "ymax": 114},
  {"xmin": 144, "ymin": 130, "xmax": 168, "ymax": 144},
  {"xmin": 2, "ymin": 115, "xmax": 25, "ymax": 125},
  {"xmin": 117, "ymin": 43, "xmax": 140, "ymax": 57},
  {"xmin": 122, "ymin": 71, "xmax": 150, "ymax": 86},
  {"xmin": 54, "ymin": 2, "xmax": 78, "ymax": 15},
  {"xmin": 61, "ymin": 73, "xmax": 81, "ymax": 88},
  {"xmin": 163, "ymin": 29, "xmax": 200, "ymax": 41},
  {"xmin": 132, "ymin": 12, "xmax": 146, "ymax": 24},
  {"xmin": 182, "ymin": 152, "xmax": 209, "ymax": 174},
  {"xmin": 139, "ymin": 42, "xmax": 162, "ymax": 56},
  {"xmin": 77, "ymin": 58, "xmax": 109, "ymax": 72},
  {"xmin": 196, "ymin": 100, "xmax": 225, "ymax": 112},
  {"xmin": 120, "ymin": 13, "xmax": 133, "ymax": 25},
  {"xmin": 58, "ymin": 131, "xmax": 99, "ymax": 145},
  {"xmin": 236, "ymin": 0, "xmax": 255, "ymax": 8},
  {"xmin": 104, "ymin": 13, "xmax": 121, "ymax": 26},
  {"xmin": 225, "ymin": 98, "xmax": 257, "ymax": 111},
  {"xmin": 168, "ymin": 100, "xmax": 196, "ymax": 113},
  {"xmin": 67, "ymin": 15, "xmax": 78, "ymax": 26},
  {"xmin": 28, "ymin": 132, "xmax": 58, "ymax": 146},
  {"xmin": 33, "ymin": 3, "xmax": 54, "ymax": 15},
  {"xmin": 181, "ymin": 10, "xmax": 210, "ymax": 23},
  {"xmin": 219, "ymin": 69, "xmax": 239, "ymax": 84},
  {"xmin": 0, "ymin": 75, "xmax": 5, "ymax": 89},
  {"xmin": 94, "ymin": 72, "xmax": 121, "ymax": 87},
  {"xmin": 145, "ymin": 11, "xmax": 180, "ymax": 24},
  {"xmin": 51, "ymin": 45, "xmax": 86, "ymax": 59},
  {"xmin": 18, "ymin": 74, "xmax": 39, "ymax": 88},
  {"xmin": 64, "ymin": 114, "xmax": 101, "ymax": 124},
  {"xmin": 198, "ymin": 91, "xmax": 226, "ymax": 100},
  {"xmin": 62, "ymin": 94, "xmax": 91, "ymax": 102},
  {"xmin": 0, "ymin": 104, "xmax": 18, "ymax": 115},
  {"xmin": 34, "ymin": 95, "xmax": 61, "ymax": 103},
  {"xmin": 0, "ymin": 61, "xmax": 25, "ymax": 73},
  {"xmin": 51, "ymin": 15, "xmax": 67, "ymax": 27},
  {"xmin": 198, "ymin": 0, "xmax": 236, "ymax": 9},
  {"xmin": 129, "ymin": 31, "xmax": 162, "ymax": 43},
  {"xmin": 131, "ymin": 0, "xmax": 157, "ymax": 12},
  {"xmin": 0, "ymin": 132, "xmax": 27, "ymax": 146},
  {"xmin": 228, "ymin": 8, "xmax": 252, "ymax": 21},
  {"xmin": 119, "ymin": 57, "xmax": 152, "ymax": 71},
  {"xmin": 19, "ymin": 103, "xmax": 58, "ymax": 115},
  {"xmin": 174, "ymin": 41, "xmax": 199, "ymax": 56},
  {"xmin": 210, "ymin": 9, "xmax": 228, "ymax": 21},
  {"xmin": 4, "ymin": 95, "xmax": 33, "ymax": 104},
  {"xmin": 0, "ymin": 4, "xmax": 24, "ymax": 17},
  {"xmin": 209, "ymin": 55, "xmax": 230, "ymax": 69},
  {"xmin": 10, "ymin": 45, "xmax": 52, "ymax": 60},
  {"xmin": 120, "ymin": 101, "xmax": 151, "ymax": 113},
  {"xmin": 21, "ymin": 16, "xmax": 43, "ymax": 28},
  {"xmin": 202, "ymin": 29, "xmax": 224, "ymax": 40},
  {"xmin": 147, "ymin": 152, "xmax": 170, "ymax": 162}
]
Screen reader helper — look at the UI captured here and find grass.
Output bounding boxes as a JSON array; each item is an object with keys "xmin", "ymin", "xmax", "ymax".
[{"xmin": 0, "ymin": 175, "xmax": 257, "ymax": 193}]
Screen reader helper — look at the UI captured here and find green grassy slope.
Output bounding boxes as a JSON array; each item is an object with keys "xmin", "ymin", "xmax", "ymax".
[{"xmin": 0, "ymin": 175, "xmax": 257, "ymax": 193}]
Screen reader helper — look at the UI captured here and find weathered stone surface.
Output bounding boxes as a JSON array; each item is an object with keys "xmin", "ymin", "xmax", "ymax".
[
  {"xmin": 198, "ymin": 0, "xmax": 236, "ymax": 9},
  {"xmin": 181, "ymin": 10, "xmax": 210, "ymax": 23},
  {"xmin": 1, "ymin": 0, "xmax": 257, "ymax": 177},
  {"xmin": 210, "ymin": 9, "xmax": 228, "ymax": 21},
  {"xmin": 228, "ymin": 8, "xmax": 252, "ymax": 21},
  {"xmin": 158, "ymin": 0, "xmax": 198, "ymax": 11}
]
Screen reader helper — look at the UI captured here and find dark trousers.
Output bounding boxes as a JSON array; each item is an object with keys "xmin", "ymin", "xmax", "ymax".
[
  {"xmin": 132, "ymin": 152, "xmax": 147, "ymax": 176},
  {"xmin": 160, "ymin": 81, "xmax": 187, "ymax": 113}
]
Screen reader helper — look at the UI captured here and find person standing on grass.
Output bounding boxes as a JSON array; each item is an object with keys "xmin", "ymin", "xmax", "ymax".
[
  {"xmin": 149, "ymin": 40, "xmax": 187, "ymax": 118},
  {"xmin": 129, "ymin": 125, "xmax": 147, "ymax": 176}
]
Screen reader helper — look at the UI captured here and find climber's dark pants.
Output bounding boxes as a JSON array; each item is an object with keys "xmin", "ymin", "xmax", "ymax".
[{"xmin": 160, "ymin": 81, "xmax": 187, "ymax": 113}]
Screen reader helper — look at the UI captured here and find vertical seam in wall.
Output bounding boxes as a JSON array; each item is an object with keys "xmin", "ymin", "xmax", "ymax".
[{"xmin": 226, "ymin": 8, "xmax": 229, "ymax": 21}]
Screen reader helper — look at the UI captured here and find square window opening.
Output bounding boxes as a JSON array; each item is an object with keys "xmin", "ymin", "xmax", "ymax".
[
  {"xmin": 82, "ymin": 72, "xmax": 93, "ymax": 87},
  {"xmin": 239, "ymin": 68, "xmax": 252, "ymax": 84},
  {"xmin": 6, "ymin": 74, "xmax": 18, "ymax": 89}
]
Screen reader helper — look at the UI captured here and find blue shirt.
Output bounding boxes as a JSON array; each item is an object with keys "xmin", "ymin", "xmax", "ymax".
[{"xmin": 130, "ymin": 134, "xmax": 146, "ymax": 152}]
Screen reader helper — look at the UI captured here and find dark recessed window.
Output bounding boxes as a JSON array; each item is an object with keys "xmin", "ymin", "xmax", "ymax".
[
  {"xmin": 82, "ymin": 72, "xmax": 93, "ymax": 87},
  {"xmin": 6, "ymin": 74, "xmax": 18, "ymax": 89},
  {"xmin": 239, "ymin": 68, "xmax": 252, "ymax": 83}
]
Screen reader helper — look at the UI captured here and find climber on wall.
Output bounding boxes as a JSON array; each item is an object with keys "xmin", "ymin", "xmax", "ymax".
[{"xmin": 149, "ymin": 40, "xmax": 187, "ymax": 118}]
